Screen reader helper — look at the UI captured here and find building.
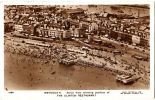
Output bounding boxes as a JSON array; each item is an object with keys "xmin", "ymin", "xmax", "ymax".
[
  {"xmin": 62, "ymin": 30, "xmax": 72, "ymax": 39},
  {"xmin": 4, "ymin": 21, "xmax": 14, "ymax": 33},
  {"xmin": 48, "ymin": 27, "xmax": 56, "ymax": 38},
  {"xmin": 14, "ymin": 24, "xmax": 23, "ymax": 32}
]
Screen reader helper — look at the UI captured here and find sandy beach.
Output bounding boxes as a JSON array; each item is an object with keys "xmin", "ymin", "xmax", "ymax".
[{"xmin": 4, "ymin": 51, "xmax": 149, "ymax": 90}]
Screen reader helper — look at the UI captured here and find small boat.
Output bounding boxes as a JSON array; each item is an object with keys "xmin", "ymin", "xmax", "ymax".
[{"xmin": 116, "ymin": 74, "xmax": 140, "ymax": 84}]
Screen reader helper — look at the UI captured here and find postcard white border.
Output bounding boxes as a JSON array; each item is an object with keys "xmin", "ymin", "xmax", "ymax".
[{"xmin": 0, "ymin": 0, "xmax": 154, "ymax": 100}]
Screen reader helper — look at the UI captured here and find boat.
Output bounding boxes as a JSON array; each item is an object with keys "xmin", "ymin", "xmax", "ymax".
[{"xmin": 116, "ymin": 74, "xmax": 140, "ymax": 84}]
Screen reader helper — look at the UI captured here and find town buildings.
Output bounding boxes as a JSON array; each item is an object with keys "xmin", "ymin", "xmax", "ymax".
[{"xmin": 4, "ymin": 5, "xmax": 150, "ymax": 48}]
